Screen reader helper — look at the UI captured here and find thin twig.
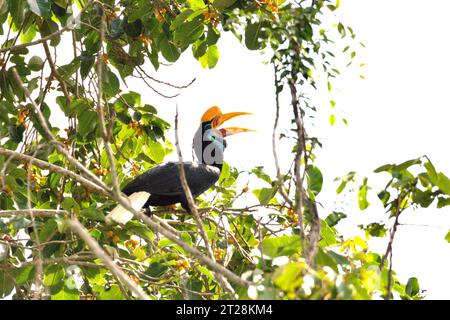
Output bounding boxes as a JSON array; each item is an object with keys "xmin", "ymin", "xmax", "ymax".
[
  {"xmin": 68, "ymin": 219, "xmax": 150, "ymax": 300},
  {"xmin": 174, "ymin": 105, "xmax": 235, "ymax": 296},
  {"xmin": 0, "ymin": 147, "xmax": 109, "ymax": 196}
]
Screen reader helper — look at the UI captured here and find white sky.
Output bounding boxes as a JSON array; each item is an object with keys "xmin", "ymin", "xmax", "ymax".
[
  {"xmin": 143, "ymin": 0, "xmax": 450, "ymax": 299},
  {"xmin": 5, "ymin": 0, "xmax": 450, "ymax": 299}
]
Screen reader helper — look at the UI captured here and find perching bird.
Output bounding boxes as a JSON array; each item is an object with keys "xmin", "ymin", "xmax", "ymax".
[{"xmin": 106, "ymin": 106, "xmax": 251, "ymax": 224}]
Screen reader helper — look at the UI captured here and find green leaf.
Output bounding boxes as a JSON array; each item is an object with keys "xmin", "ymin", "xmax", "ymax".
[
  {"xmin": 102, "ymin": 70, "xmax": 120, "ymax": 97},
  {"xmin": 146, "ymin": 139, "xmax": 165, "ymax": 163},
  {"xmin": 173, "ymin": 19, "xmax": 204, "ymax": 48},
  {"xmin": 15, "ymin": 266, "xmax": 36, "ymax": 285},
  {"xmin": 445, "ymin": 230, "xmax": 450, "ymax": 243},
  {"xmin": 51, "ymin": 287, "xmax": 80, "ymax": 300},
  {"xmin": 40, "ymin": 19, "xmax": 61, "ymax": 46},
  {"xmin": 27, "ymin": 0, "xmax": 51, "ymax": 18},
  {"xmin": 214, "ymin": 0, "xmax": 237, "ymax": 10},
  {"xmin": 81, "ymin": 208, "xmax": 105, "ymax": 222},
  {"xmin": 325, "ymin": 211, "xmax": 347, "ymax": 227},
  {"xmin": 198, "ymin": 44, "xmax": 219, "ymax": 69},
  {"xmin": 361, "ymin": 222, "xmax": 387, "ymax": 238},
  {"xmin": 97, "ymin": 284, "xmax": 125, "ymax": 300},
  {"xmin": 218, "ymin": 161, "xmax": 230, "ymax": 183},
  {"xmin": 170, "ymin": 9, "xmax": 194, "ymax": 30},
  {"xmin": 329, "ymin": 114, "xmax": 336, "ymax": 126},
  {"xmin": 251, "ymin": 166, "xmax": 272, "ymax": 185},
  {"xmin": 78, "ymin": 110, "xmax": 98, "ymax": 137},
  {"xmin": 43, "ymin": 265, "xmax": 65, "ymax": 287},
  {"xmin": 245, "ymin": 20, "xmax": 265, "ymax": 50},
  {"xmin": 319, "ymin": 220, "xmax": 337, "ymax": 246},
  {"xmin": 316, "ymin": 249, "xmax": 338, "ymax": 272},
  {"xmin": 146, "ymin": 262, "xmax": 168, "ymax": 278},
  {"xmin": 160, "ymin": 38, "xmax": 181, "ymax": 62},
  {"xmin": 253, "ymin": 187, "xmax": 277, "ymax": 205},
  {"xmin": 0, "ymin": 271, "xmax": 14, "ymax": 298},
  {"xmin": 436, "ymin": 172, "xmax": 450, "ymax": 196},
  {"xmin": 80, "ymin": 57, "xmax": 95, "ymax": 79},
  {"xmin": 306, "ymin": 165, "xmax": 323, "ymax": 195},
  {"xmin": 337, "ymin": 22, "xmax": 346, "ymax": 37},
  {"xmin": 192, "ymin": 40, "xmax": 208, "ymax": 59},
  {"xmin": 206, "ymin": 26, "xmax": 220, "ymax": 45},
  {"xmin": 374, "ymin": 164, "xmax": 393, "ymax": 173},
  {"xmin": 61, "ymin": 197, "xmax": 80, "ymax": 214},
  {"xmin": 358, "ymin": 178, "xmax": 370, "ymax": 210},
  {"xmin": 273, "ymin": 262, "xmax": 303, "ymax": 292},
  {"xmin": 405, "ymin": 277, "xmax": 420, "ymax": 297},
  {"xmin": 261, "ymin": 235, "xmax": 301, "ymax": 258},
  {"xmin": 187, "ymin": 0, "xmax": 205, "ymax": 10}
]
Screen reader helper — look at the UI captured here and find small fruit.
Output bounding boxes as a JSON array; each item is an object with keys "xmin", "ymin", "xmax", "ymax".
[{"xmin": 28, "ymin": 56, "xmax": 44, "ymax": 71}]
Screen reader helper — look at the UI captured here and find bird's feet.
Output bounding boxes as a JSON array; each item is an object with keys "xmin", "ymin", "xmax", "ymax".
[{"xmin": 165, "ymin": 204, "xmax": 178, "ymax": 211}]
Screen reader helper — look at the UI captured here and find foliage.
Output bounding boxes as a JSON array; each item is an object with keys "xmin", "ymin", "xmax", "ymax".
[{"xmin": 0, "ymin": 0, "xmax": 447, "ymax": 300}]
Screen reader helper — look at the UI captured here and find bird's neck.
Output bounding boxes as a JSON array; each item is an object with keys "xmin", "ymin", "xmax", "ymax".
[{"xmin": 193, "ymin": 125, "xmax": 225, "ymax": 170}]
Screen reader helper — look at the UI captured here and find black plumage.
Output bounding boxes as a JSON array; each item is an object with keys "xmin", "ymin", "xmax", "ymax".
[
  {"xmin": 107, "ymin": 106, "xmax": 250, "ymax": 222},
  {"xmin": 122, "ymin": 161, "xmax": 221, "ymax": 211}
]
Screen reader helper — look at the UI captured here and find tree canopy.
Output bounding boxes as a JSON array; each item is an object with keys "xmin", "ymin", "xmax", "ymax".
[{"xmin": 0, "ymin": 0, "xmax": 450, "ymax": 300}]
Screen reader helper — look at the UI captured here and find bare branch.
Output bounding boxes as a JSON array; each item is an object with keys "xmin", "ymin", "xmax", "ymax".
[
  {"xmin": 0, "ymin": 209, "xmax": 64, "ymax": 218},
  {"xmin": 68, "ymin": 219, "xmax": 150, "ymax": 300},
  {"xmin": 0, "ymin": 147, "xmax": 110, "ymax": 196},
  {"xmin": 288, "ymin": 78, "xmax": 320, "ymax": 265},
  {"xmin": 42, "ymin": 41, "xmax": 71, "ymax": 104},
  {"xmin": 272, "ymin": 64, "xmax": 294, "ymax": 207}
]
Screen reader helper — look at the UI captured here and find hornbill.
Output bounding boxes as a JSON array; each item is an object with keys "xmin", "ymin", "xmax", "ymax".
[{"xmin": 106, "ymin": 106, "xmax": 251, "ymax": 224}]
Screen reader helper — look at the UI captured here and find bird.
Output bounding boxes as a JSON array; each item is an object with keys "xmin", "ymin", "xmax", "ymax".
[{"xmin": 106, "ymin": 106, "xmax": 251, "ymax": 224}]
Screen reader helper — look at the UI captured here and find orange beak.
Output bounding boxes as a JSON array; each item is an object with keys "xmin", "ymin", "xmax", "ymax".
[{"xmin": 201, "ymin": 106, "xmax": 253, "ymax": 137}]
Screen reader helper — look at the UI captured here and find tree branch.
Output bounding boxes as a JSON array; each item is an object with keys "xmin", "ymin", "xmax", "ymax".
[
  {"xmin": 174, "ymin": 105, "xmax": 236, "ymax": 296},
  {"xmin": 0, "ymin": 147, "xmax": 110, "ymax": 196},
  {"xmin": 68, "ymin": 219, "xmax": 150, "ymax": 300}
]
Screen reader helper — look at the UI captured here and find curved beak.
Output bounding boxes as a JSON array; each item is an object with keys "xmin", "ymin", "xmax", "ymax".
[
  {"xmin": 219, "ymin": 127, "xmax": 255, "ymax": 137},
  {"xmin": 211, "ymin": 111, "xmax": 252, "ymax": 128},
  {"xmin": 211, "ymin": 111, "xmax": 253, "ymax": 137}
]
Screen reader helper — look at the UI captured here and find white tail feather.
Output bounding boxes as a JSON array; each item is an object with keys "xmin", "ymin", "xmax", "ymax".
[{"xmin": 106, "ymin": 191, "xmax": 151, "ymax": 225}]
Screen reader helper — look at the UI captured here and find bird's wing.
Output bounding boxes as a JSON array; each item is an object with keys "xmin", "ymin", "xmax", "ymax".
[{"xmin": 122, "ymin": 162, "xmax": 220, "ymax": 197}]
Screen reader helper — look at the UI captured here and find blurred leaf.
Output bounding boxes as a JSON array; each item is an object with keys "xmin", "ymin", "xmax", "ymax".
[
  {"xmin": 306, "ymin": 165, "xmax": 323, "ymax": 195},
  {"xmin": 245, "ymin": 20, "xmax": 265, "ymax": 50},
  {"xmin": 52, "ymin": 287, "xmax": 80, "ymax": 300},
  {"xmin": 145, "ymin": 262, "xmax": 168, "ymax": 278},
  {"xmin": 0, "ymin": 272, "xmax": 14, "ymax": 298},
  {"xmin": 445, "ymin": 231, "xmax": 450, "ymax": 243},
  {"xmin": 160, "ymin": 37, "xmax": 181, "ymax": 62},
  {"xmin": 358, "ymin": 178, "xmax": 370, "ymax": 210},
  {"xmin": 325, "ymin": 211, "xmax": 347, "ymax": 227},
  {"xmin": 273, "ymin": 262, "xmax": 304, "ymax": 292},
  {"xmin": 405, "ymin": 277, "xmax": 420, "ymax": 297},
  {"xmin": 81, "ymin": 208, "xmax": 105, "ymax": 222},
  {"xmin": 97, "ymin": 284, "xmax": 125, "ymax": 300},
  {"xmin": 146, "ymin": 139, "xmax": 165, "ymax": 163},
  {"xmin": 262, "ymin": 235, "xmax": 301, "ymax": 258},
  {"xmin": 199, "ymin": 44, "xmax": 219, "ymax": 69},
  {"xmin": 27, "ymin": 0, "xmax": 51, "ymax": 18},
  {"xmin": 43, "ymin": 265, "xmax": 65, "ymax": 287},
  {"xmin": 253, "ymin": 187, "xmax": 277, "ymax": 205}
]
